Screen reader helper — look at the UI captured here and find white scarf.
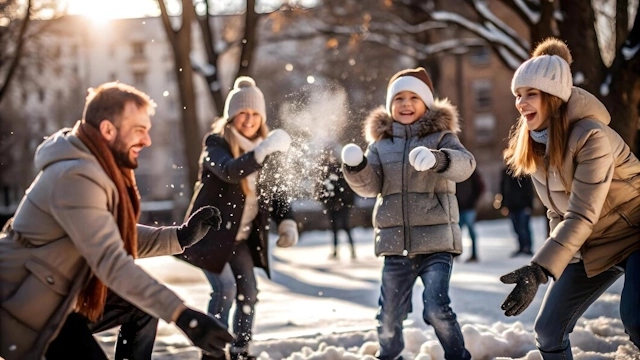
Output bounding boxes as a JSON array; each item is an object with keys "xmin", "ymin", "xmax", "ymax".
[{"xmin": 229, "ymin": 127, "xmax": 262, "ymax": 241}]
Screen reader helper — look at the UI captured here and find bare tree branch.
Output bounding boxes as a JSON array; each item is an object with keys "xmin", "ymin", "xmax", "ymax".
[
  {"xmin": 0, "ymin": 0, "xmax": 31, "ymax": 103},
  {"xmin": 500, "ymin": 0, "xmax": 540, "ymax": 25},
  {"xmin": 463, "ymin": 0, "xmax": 530, "ymax": 50}
]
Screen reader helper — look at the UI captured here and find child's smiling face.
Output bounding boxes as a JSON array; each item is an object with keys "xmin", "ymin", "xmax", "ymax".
[{"xmin": 391, "ymin": 91, "xmax": 427, "ymax": 124}]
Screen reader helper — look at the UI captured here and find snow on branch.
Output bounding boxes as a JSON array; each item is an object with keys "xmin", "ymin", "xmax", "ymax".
[
  {"xmin": 513, "ymin": 0, "xmax": 540, "ymax": 24},
  {"xmin": 379, "ymin": 12, "xmax": 448, "ymax": 34},
  {"xmin": 496, "ymin": 45, "xmax": 524, "ymax": 69},
  {"xmin": 308, "ymin": 15, "xmax": 446, "ymax": 36},
  {"xmin": 430, "ymin": 10, "xmax": 528, "ymax": 61},
  {"xmin": 473, "ymin": 0, "xmax": 529, "ymax": 50},
  {"xmin": 364, "ymin": 33, "xmax": 485, "ymax": 60}
]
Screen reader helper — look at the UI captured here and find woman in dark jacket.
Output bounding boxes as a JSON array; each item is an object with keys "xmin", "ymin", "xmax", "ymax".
[{"xmin": 176, "ymin": 77, "xmax": 298, "ymax": 360}]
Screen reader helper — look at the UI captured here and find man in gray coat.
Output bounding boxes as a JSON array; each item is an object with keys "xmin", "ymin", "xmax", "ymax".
[{"xmin": 0, "ymin": 82, "xmax": 233, "ymax": 360}]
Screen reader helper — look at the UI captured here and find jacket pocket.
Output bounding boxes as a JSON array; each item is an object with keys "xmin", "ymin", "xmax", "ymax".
[{"xmin": 1, "ymin": 258, "xmax": 71, "ymax": 331}]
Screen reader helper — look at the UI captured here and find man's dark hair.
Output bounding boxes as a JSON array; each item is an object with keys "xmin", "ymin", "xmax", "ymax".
[{"xmin": 82, "ymin": 82, "xmax": 156, "ymax": 128}]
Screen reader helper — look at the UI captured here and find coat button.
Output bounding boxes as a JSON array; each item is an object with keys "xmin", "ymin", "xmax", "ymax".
[{"xmin": 46, "ymin": 276, "xmax": 54, "ymax": 284}]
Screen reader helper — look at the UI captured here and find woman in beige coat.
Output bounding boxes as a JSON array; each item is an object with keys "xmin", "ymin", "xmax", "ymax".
[{"xmin": 499, "ymin": 38, "xmax": 640, "ymax": 359}]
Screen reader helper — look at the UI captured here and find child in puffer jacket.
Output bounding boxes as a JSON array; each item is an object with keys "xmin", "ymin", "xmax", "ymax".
[{"xmin": 341, "ymin": 67, "xmax": 475, "ymax": 360}]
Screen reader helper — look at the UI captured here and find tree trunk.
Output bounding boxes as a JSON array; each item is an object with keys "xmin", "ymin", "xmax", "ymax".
[
  {"xmin": 557, "ymin": 0, "xmax": 602, "ymax": 95},
  {"xmin": 604, "ymin": 69, "xmax": 639, "ymax": 149},
  {"xmin": 158, "ymin": 0, "xmax": 201, "ymax": 192},
  {"xmin": 196, "ymin": 0, "xmax": 225, "ymax": 116},
  {"xmin": 0, "ymin": 0, "xmax": 31, "ymax": 104},
  {"xmin": 173, "ymin": 42, "xmax": 201, "ymax": 191},
  {"xmin": 528, "ymin": 0, "xmax": 555, "ymax": 46},
  {"xmin": 236, "ymin": 0, "xmax": 259, "ymax": 78}
]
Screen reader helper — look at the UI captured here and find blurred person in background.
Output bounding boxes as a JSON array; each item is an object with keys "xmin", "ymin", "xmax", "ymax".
[
  {"xmin": 455, "ymin": 168, "xmax": 485, "ymax": 262},
  {"xmin": 319, "ymin": 147, "xmax": 357, "ymax": 259},
  {"xmin": 498, "ymin": 167, "xmax": 535, "ymax": 257}
]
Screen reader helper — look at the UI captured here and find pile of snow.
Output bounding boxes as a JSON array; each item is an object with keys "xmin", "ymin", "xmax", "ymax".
[{"xmin": 95, "ymin": 217, "xmax": 637, "ymax": 359}]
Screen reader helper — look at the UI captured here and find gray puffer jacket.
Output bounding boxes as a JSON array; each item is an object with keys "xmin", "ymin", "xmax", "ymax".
[{"xmin": 343, "ymin": 98, "xmax": 476, "ymax": 257}]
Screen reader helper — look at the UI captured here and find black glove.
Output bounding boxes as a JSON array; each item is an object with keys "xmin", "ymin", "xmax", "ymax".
[
  {"xmin": 500, "ymin": 262, "xmax": 549, "ymax": 316},
  {"xmin": 176, "ymin": 206, "xmax": 222, "ymax": 248},
  {"xmin": 175, "ymin": 308, "xmax": 234, "ymax": 357}
]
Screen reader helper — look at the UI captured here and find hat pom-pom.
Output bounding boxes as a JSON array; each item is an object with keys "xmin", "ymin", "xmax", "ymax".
[
  {"xmin": 233, "ymin": 76, "xmax": 256, "ymax": 89},
  {"xmin": 532, "ymin": 38, "xmax": 573, "ymax": 65}
]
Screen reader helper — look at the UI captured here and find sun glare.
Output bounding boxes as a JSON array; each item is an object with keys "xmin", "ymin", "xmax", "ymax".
[{"xmin": 65, "ymin": 0, "xmax": 158, "ymax": 25}]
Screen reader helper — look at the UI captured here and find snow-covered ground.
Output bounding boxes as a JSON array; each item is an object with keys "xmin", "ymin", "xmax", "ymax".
[{"xmin": 96, "ymin": 217, "xmax": 639, "ymax": 359}]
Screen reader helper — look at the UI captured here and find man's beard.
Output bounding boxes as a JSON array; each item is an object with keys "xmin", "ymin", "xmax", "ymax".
[{"xmin": 110, "ymin": 136, "xmax": 139, "ymax": 169}]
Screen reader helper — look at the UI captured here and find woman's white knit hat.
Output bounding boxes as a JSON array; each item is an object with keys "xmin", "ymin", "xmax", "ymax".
[
  {"xmin": 223, "ymin": 76, "xmax": 266, "ymax": 122},
  {"xmin": 511, "ymin": 55, "xmax": 572, "ymax": 102},
  {"xmin": 511, "ymin": 38, "xmax": 574, "ymax": 102}
]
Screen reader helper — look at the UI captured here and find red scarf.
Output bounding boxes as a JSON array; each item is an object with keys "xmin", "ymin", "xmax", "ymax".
[{"xmin": 73, "ymin": 121, "xmax": 140, "ymax": 321}]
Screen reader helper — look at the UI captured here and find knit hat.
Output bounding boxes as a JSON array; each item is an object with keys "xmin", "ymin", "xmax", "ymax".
[
  {"xmin": 386, "ymin": 67, "xmax": 435, "ymax": 115},
  {"xmin": 223, "ymin": 76, "xmax": 266, "ymax": 123},
  {"xmin": 511, "ymin": 38, "xmax": 573, "ymax": 102}
]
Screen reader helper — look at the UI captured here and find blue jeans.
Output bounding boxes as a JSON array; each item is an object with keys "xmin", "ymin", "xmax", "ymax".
[
  {"xmin": 203, "ymin": 241, "xmax": 258, "ymax": 352},
  {"xmin": 534, "ymin": 250, "xmax": 640, "ymax": 359},
  {"xmin": 508, "ymin": 208, "xmax": 532, "ymax": 252},
  {"xmin": 376, "ymin": 253, "xmax": 471, "ymax": 360},
  {"xmin": 459, "ymin": 210, "xmax": 478, "ymax": 257}
]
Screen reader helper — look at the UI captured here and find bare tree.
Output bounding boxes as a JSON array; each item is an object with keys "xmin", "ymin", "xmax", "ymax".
[
  {"xmin": 158, "ymin": 0, "xmax": 201, "ymax": 188},
  {"xmin": 0, "ymin": 0, "xmax": 31, "ymax": 104},
  {"xmin": 192, "ymin": 0, "xmax": 261, "ymax": 114},
  {"xmin": 157, "ymin": 0, "xmax": 270, "ymax": 190}
]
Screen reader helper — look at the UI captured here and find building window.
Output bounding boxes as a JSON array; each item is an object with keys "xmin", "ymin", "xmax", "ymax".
[
  {"xmin": 70, "ymin": 44, "xmax": 78, "ymax": 57},
  {"xmin": 133, "ymin": 71, "xmax": 147, "ymax": 86},
  {"xmin": 472, "ymin": 79, "xmax": 492, "ymax": 110},
  {"xmin": 474, "ymin": 113, "xmax": 496, "ymax": 144},
  {"xmin": 470, "ymin": 46, "xmax": 490, "ymax": 66},
  {"xmin": 38, "ymin": 89, "xmax": 46, "ymax": 103},
  {"xmin": 132, "ymin": 41, "xmax": 145, "ymax": 57}
]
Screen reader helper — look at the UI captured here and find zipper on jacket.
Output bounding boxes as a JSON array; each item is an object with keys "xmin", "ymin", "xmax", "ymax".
[
  {"xmin": 402, "ymin": 127, "xmax": 412, "ymax": 255},
  {"xmin": 544, "ymin": 156, "xmax": 565, "ymax": 217}
]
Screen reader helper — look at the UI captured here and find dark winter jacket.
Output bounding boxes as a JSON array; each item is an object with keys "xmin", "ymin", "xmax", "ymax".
[
  {"xmin": 500, "ymin": 170, "xmax": 534, "ymax": 211},
  {"xmin": 176, "ymin": 133, "xmax": 293, "ymax": 276},
  {"xmin": 456, "ymin": 170, "xmax": 485, "ymax": 211},
  {"xmin": 343, "ymin": 99, "xmax": 476, "ymax": 257},
  {"xmin": 0, "ymin": 129, "xmax": 185, "ymax": 360},
  {"xmin": 319, "ymin": 162, "xmax": 356, "ymax": 213}
]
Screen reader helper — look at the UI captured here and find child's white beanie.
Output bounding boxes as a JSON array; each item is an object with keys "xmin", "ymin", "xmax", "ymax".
[{"xmin": 386, "ymin": 67, "xmax": 434, "ymax": 115}]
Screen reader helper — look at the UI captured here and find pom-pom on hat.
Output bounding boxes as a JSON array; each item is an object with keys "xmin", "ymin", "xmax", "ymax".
[
  {"xmin": 511, "ymin": 38, "xmax": 573, "ymax": 102},
  {"xmin": 223, "ymin": 76, "xmax": 266, "ymax": 123},
  {"xmin": 386, "ymin": 67, "xmax": 435, "ymax": 115}
]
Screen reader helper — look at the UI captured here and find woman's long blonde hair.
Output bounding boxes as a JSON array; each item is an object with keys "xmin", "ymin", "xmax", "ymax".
[
  {"xmin": 211, "ymin": 116, "xmax": 269, "ymax": 195},
  {"xmin": 503, "ymin": 93, "xmax": 569, "ymax": 179}
]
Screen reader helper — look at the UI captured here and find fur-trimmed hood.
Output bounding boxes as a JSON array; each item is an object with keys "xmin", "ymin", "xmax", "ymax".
[{"xmin": 364, "ymin": 98, "xmax": 461, "ymax": 143}]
